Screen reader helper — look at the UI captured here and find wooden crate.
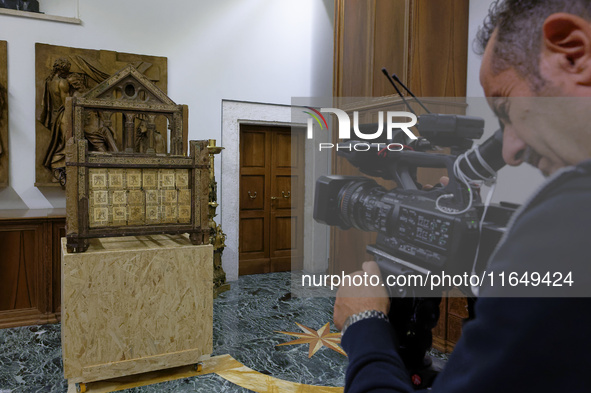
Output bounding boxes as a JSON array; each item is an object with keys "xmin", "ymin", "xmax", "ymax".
[{"xmin": 61, "ymin": 235, "xmax": 213, "ymax": 384}]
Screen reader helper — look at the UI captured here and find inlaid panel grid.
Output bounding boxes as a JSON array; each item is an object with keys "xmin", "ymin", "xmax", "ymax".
[{"xmin": 88, "ymin": 168, "xmax": 191, "ymax": 228}]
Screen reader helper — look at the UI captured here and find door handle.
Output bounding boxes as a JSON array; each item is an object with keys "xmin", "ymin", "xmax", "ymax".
[
  {"xmin": 270, "ymin": 196, "xmax": 279, "ymax": 200},
  {"xmin": 248, "ymin": 191, "xmax": 257, "ymax": 199},
  {"xmin": 282, "ymin": 191, "xmax": 291, "ymax": 199}
]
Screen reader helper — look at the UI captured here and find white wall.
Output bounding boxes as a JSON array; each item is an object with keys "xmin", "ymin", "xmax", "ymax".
[
  {"xmin": 467, "ymin": 0, "xmax": 544, "ymax": 204},
  {"xmin": 0, "ymin": 0, "xmax": 334, "ymax": 210},
  {"xmin": 41, "ymin": 0, "xmax": 79, "ymax": 18}
]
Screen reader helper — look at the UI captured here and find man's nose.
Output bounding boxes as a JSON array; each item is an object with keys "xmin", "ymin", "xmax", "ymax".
[{"xmin": 502, "ymin": 127, "xmax": 528, "ymax": 166}]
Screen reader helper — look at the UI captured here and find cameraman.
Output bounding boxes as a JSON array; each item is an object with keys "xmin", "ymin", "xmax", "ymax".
[{"xmin": 334, "ymin": 1, "xmax": 591, "ymax": 392}]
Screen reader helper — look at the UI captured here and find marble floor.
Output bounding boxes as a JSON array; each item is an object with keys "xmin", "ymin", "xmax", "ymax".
[
  {"xmin": 0, "ymin": 272, "xmax": 347, "ymax": 393},
  {"xmin": 0, "ymin": 272, "xmax": 447, "ymax": 393}
]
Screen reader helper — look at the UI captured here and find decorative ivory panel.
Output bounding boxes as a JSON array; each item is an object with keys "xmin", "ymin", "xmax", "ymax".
[{"xmin": 88, "ymin": 168, "xmax": 191, "ymax": 228}]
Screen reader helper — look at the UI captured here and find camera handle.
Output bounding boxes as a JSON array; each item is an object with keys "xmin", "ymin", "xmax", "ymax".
[{"xmin": 388, "ymin": 150, "xmax": 473, "ymax": 210}]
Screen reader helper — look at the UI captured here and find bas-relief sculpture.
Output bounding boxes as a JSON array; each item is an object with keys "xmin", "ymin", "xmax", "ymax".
[
  {"xmin": 0, "ymin": 40, "xmax": 7, "ymax": 187},
  {"xmin": 65, "ymin": 65, "xmax": 209, "ymax": 252},
  {"xmin": 35, "ymin": 43, "xmax": 168, "ymax": 186},
  {"xmin": 0, "ymin": 0, "xmax": 39, "ymax": 12}
]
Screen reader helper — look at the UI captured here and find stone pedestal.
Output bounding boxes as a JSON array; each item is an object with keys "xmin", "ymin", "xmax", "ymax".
[{"xmin": 61, "ymin": 235, "xmax": 213, "ymax": 385}]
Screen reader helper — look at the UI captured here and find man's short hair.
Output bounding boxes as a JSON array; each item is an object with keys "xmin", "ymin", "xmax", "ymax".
[
  {"xmin": 476, "ymin": 0, "xmax": 591, "ymax": 91},
  {"xmin": 52, "ymin": 57, "xmax": 71, "ymax": 73}
]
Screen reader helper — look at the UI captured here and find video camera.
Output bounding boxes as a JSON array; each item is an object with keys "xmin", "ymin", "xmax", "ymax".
[
  {"xmin": 312, "ymin": 71, "xmax": 517, "ymax": 389},
  {"xmin": 314, "ymin": 119, "xmax": 513, "ymax": 296},
  {"xmin": 314, "ymin": 93, "xmax": 516, "ymax": 296}
]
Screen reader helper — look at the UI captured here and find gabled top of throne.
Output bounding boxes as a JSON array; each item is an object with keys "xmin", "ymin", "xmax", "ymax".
[{"xmin": 78, "ymin": 64, "xmax": 177, "ymax": 109}]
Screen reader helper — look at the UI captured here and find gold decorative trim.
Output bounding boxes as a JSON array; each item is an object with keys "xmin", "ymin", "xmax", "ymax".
[{"xmin": 67, "ymin": 354, "xmax": 344, "ymax": 393}]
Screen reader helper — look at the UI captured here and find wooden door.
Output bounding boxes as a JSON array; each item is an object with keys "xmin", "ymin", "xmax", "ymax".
[{"xmin": 239, "ymin": 125, "xmax": 304, "ymax": 275}]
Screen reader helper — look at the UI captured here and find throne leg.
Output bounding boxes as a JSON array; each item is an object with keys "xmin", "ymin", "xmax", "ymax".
[
  {"xmin": 189, "ymin": 231, "xmax": 204, "ymax": 245},
  {"xmin": 66, "ymin": 237, "xmax": 89, "ymax": 253}
]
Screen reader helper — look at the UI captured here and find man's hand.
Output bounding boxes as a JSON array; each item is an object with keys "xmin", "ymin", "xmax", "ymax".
[
  {"xmin": 422, "ymin": 175, "xmax": 449, "ymax": 190},
  {"xmin": 334, "ymin": 261, "xmax": 390, "ymax": 331}
]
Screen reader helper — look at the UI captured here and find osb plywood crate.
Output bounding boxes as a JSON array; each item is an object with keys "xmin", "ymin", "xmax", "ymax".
[{"xmin": 61, "ymin": 236, "xmax": 213, "ymax": 384}]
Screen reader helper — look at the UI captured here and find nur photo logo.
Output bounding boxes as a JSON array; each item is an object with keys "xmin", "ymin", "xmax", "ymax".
[{"xmin": 303, "ymin": 107, "xmax": 417, "ymax": 151}]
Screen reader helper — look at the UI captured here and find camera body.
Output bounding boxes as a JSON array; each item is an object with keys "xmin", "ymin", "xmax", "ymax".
[
  {"xmin": 314, "ymin": 120, "xmax": 513, "ymax": 294},
  {"xmin": 315, "ymin": 175, "xmax": 480, "ymax": 283},
  {"xmin": 313, "ymin": 114, "xmax": 514, "ymax": 388}
]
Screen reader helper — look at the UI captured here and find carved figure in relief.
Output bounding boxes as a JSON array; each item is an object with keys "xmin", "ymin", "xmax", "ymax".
[
  {"xmin": 39, "ymin": 57, "xmax": 116, "ymax": 180},
  {"xmin": 39, "ymin": 58, "xmax": 78, "ymax": 172},
  {"xmin": 83, "ymin": 110, "xmax": 118, "ymax": 153},
  {"xmin": 135, "ymin": 116, "xmax": 165, "ymax": 154},
  {"xmin": 0, "ymin": 0, "xmax": 39, "ymax": 12}
]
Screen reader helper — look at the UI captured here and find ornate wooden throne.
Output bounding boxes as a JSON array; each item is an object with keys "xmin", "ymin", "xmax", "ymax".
[{"xmin": 64, "ymin": 65, "xmax": 210, "ymax": 252}]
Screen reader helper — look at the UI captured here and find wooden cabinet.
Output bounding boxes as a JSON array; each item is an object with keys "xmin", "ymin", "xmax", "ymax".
[
  {"xmin": 0, "ymin": 209, "xmax": 65, "ymax": 328},
  {"xmin": 432, "ymin": 289, "xmax": 470, "ymax": 353},
  {"xmin": 331, "ymin": 0, "xmax": 470, "ymax": 352},
  {"xmin": 332, "ymin": 0, "xmax": 470, "ymax": 275}
]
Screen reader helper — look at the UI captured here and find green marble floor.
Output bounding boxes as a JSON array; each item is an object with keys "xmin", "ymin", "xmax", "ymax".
[{"xmin": 0, "ymin": 272, "xmax": 347, "ymax": 392}]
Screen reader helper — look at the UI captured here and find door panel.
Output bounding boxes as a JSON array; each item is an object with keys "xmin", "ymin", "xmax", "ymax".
[
  {"xmin": 240, "ymin": 218, "xmax": 265, "ymax": 253},
  {"xmin": 0, "ymin": 230, "xmax": 37, "ymax": 311},
  {"xmin": 274, "ymin": 133, "xmax": 293, "ymax": 167},
  {"xmin": 274, "ymin": 217, "xmax": 293, "ymax": 251},
  {"xmin": 239, "ymin": 125, "xmax": 304, "ymax": 275},
  {"xmin": 241, "ymin": 132, "xmax": 267, "ymax": 168}
]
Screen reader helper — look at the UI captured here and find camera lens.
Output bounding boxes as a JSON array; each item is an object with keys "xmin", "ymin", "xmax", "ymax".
[{"xmin": 338, "ymin": 180, "xmax": 387, "ymax": 232}]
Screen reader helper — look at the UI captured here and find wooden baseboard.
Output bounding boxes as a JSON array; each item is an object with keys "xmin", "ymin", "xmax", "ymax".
[
  {"xmin": 0, "ymin": 308, "xmax": 59, "ymax": 329},
  {"xmin": 432, "ymin": 336, "xmax": 456, "ymax": 354}
]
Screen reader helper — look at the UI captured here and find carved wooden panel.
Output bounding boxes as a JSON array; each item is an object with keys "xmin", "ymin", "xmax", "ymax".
[
  {"xmin": 0, "ymin": 211, "xmax": 65, "ymax": 329},
  {"xmin": 0, "ymin": 229, "xmax": 38, "ymax": 312},
  {"xmin": 35, "ymin": 43, "xmax": 168, "ymax": 186},
  {"xmin": 0, "ymin": 40, "xmax": 7, "ymax": 187}
]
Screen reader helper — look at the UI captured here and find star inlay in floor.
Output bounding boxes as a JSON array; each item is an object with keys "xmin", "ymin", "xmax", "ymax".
[{"xmin": 276, "ymin": 322, "xmax": 347, "ymax": 358}]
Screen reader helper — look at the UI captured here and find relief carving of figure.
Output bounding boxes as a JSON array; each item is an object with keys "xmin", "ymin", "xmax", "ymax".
[
  {"xmin": 135, "ymin": 116, "xmax": 165, "ymax": 154},
  {"xmin": 39, "ymin": 57, "xmax": 117, "ymax": 179},
  {"xmin": 39, "ymin": 58, "xmax": 81, "ymax": 172},
  {"xmin": 83, "ymin": 110, "xmax": 118, "ymax": 153},
  {"xmin": 0, "ymin": 0, "xmax": 39, "ymax": 12}
]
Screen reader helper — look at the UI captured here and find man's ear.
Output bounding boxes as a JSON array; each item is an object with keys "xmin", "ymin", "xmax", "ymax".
[{"xmin": 543, "ymin": 13, "xmax": 591, "ymax": 83}]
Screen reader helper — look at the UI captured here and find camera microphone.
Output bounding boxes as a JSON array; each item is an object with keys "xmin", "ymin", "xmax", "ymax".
[{"xmin": 381, "ymin": 68, "xmax": 417, "ymax": 115}]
